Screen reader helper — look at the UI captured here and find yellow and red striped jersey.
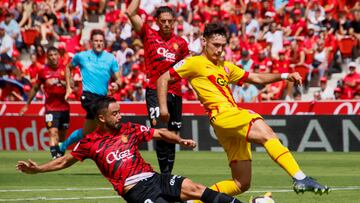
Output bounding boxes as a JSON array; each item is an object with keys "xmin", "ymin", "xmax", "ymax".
[{"xmin": 169, "ymin": 55, "xmax": 249, "ymax": 117}]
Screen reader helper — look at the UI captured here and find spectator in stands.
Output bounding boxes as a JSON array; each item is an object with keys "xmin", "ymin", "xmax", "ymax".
[
  {"xmin": 27, "ymin": 53, "xmax": 42, "ymax": 85},
  {"xmin": 188, "ymin": 27, "xmax": 202, "ymax": 56},
  {"xmin": 286, "ymin": 9, "xmax": 306, "ymax": 37},
  {"xmin": 243, "ymin": 11, "xmax": 260, "ymax": 38},
  {"xmin": 0, "ymin": 12, "xmax": 22, "ymax": 50},
  {"xmin": 232, "ymin": 83, "xmax": 259, "ymax": 103},
  {"xmin": 121, "ymin": 52, "xmax": 135, "ymax": 77},
  {"xmin": 236, "ymin": 50, "xmax": 254, "ymax": 72},
  {"xmin": 317, "ymin": 76, "xmax": 335, "ymax": 100},
  {"xmin": 342, "ymin": 62, "xmax": 360, "ymax": 99},
  {"xmin": 133, "ymin": 83, "xmax": 145, "ymax": 101},
  {"xmin": 116, "ymin": 39, "xmax": 134, "ymax": 68},
  {"xmin": 321, "ymin": 9, "xmax": 339, "ymax": 35},
  {"xmin": 306, "ymin": 0, "xmax": 325, "ymax": 28},
  {"xmin": 310, "ymin": 39, "xmax": 328, "ymax": 86},
  {"xmin": 64, "ymin": 0, "xmax": 83, "ymax": 28},
  {"xmin": 0, "ymin": 24, "xmax": 14, "ymax": 76},
  {"xmin": 263, "ymin": 22, "xmax": 283, "ymax": 59}
]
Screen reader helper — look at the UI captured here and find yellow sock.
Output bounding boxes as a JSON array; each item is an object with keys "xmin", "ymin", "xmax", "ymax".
[
  {"xmin": 209, "ymin": 179, "xmax": 242, "ymax": 196},
  {"xmin": 264, "ymin": 138, "xmax": 301, "ymax": 177},
  {"xmin": 193, "ymin": 180, "xmax": 241, "ymax": 203}
]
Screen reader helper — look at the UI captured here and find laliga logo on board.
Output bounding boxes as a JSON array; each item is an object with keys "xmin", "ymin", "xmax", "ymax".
[
  {"xmin": 157, "ymin": 47, "xmax": 175, "ymax": 62},
  {"xmin": 271, "ymin": 102, "xmax": 314, "ymax": 115}
]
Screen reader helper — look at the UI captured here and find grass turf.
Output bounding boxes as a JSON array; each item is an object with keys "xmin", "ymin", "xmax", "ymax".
[{"xmin": 1, "ymin": 151, "xmax": 359, "ymax": 202}]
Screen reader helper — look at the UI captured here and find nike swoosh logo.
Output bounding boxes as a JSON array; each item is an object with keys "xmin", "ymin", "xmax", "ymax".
[{"xmin": 96, "ymin": 146, "xmax": 105, "ymax": 153}]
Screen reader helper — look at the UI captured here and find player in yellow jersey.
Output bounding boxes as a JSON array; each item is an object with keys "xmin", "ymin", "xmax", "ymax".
[{"xmin": 157, "ymin": 22, "xmax": 329, "ymax": 198}]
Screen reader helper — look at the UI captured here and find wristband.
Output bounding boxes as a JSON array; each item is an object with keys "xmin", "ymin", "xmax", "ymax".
[{"xmin": 281, "ymin": 73, "xmax": 289, "ymax": 80}]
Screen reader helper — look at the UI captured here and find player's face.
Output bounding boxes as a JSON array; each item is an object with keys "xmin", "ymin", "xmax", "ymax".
[
  {"xmin": 105, "ymin": 102, "xmax": 122, "ymax": 130},
  {"xmin": 47, "ymin": 50, "xmax": 59, "ymax": 67},
  {"xmin": 91, "ymin": 34, "xmax": 105, "ymax": 53},
  {"xmin": 156, "ymin": 12, "xmax": 174, "ymax": 37},
  {"xmin": 203, "ymin": 34, "xmax": 227, "ymax": 63}
]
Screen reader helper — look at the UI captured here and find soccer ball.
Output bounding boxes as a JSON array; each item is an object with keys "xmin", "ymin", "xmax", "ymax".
[{"xmin": 250, "ymin": 192, "xmax": 275, "ymax": 203}]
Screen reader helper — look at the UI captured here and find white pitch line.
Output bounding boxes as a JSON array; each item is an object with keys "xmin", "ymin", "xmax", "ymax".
[{"xmin": 0, "ymin": 186, "xmax": 360, "ymax": 202}]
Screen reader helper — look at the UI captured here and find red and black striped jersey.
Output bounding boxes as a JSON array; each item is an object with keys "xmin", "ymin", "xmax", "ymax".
[
  {"xmin": 71, "ymin": 122, "xmax": 155, "ymax": 196},
  {"xmin": 36, "ymin": 64, "xmax": 69, "ymax": 112},
  {"xmin": 140, "ymin": 23, "xmax": 189, "ymax": 96}
]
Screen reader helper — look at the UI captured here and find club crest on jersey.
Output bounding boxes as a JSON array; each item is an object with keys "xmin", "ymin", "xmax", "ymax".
[
  {"xmin": 121, "ymin": 135, "xmax": 128, "ymax": 143},
  {"xmin": 224, "ymin": 66, "xmax": 230, "ymax": 74},
  {"xmin": 173, "ymin": 43, "xmax": 179, "ymax": 50}
]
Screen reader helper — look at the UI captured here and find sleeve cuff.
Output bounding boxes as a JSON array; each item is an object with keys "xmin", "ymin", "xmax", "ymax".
[
  {"xmin": 237, "ymin": 72, "xmax": 249, "ymax": 86},
  {"xmin": 169, "ymin": 68, "xmax": 182, "ymax": 81}
]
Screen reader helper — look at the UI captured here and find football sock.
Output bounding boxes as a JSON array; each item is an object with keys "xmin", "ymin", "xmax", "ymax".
[
  {"xmin": 50, "ymin": 145, "xmax": 60, "ymax": 159},
  {"xmin": 200, "ymin": 188, "xmax": 242, "ymax": 203},
  {"xmin": 209, "ymin": 180, "xmax": 242, "ymax": 196},
  {"xmin": 264, "ymin": 138, "xmax": 303, "ymax": 179},
  {"xmin": 156, "ymin": 140, "xmax": 171, "ymax": 174},
  {"xmin": 59, "ymin": 128, "xmax": 83, "ymax": 152},
  {"xmin": 193, "ymin": 180, "xmax": 241, "ymax": 203},
  {"xmin": 167, "ymin": 143, "xmax": 176, "ymax": 173}
]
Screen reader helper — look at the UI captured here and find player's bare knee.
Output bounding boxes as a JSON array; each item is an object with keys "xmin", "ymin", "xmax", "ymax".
[{"xmin": 181, "ymin": 179, "xmax": 205, "ymax": 199}]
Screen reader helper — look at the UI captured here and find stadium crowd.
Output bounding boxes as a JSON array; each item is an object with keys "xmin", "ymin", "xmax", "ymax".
[{"xmin": 0, "ymin": 0, "xmax": 360, "ymax": 102}]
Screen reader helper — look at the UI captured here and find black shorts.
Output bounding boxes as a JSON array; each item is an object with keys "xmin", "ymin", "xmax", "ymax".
[
  {"xmin": 45, "ymin": 111, "xmax": 70, "ymax": 130},
  {"xmin": 145, "ymin": 88, "xmax": 182, "ymax": 131},
  {"xmin": 124, "ymin": 173, "xmax": 185, "ymax": 203},
  {"xmin": 80, "ymin": 91, "xmax": 105, "ymax": 120}
]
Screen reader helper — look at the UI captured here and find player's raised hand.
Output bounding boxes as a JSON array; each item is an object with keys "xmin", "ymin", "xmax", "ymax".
[
  {"xmin": 179, "ymin": 139, "xmax": 197, "ymax": 148},
  {"xmin": 287, "ymin": 72, "xmax": 302, "ymax": 86},
  {"xmin": 16, "ymin": 159, "xmax": 40, "ymax": 174},
  {"xmin": 159, "ymin": 108, "xmax": 170, "ymax": 123}
]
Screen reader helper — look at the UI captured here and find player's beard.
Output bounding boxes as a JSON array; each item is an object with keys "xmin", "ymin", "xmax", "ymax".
[{"xmin": 106, "ymin": 121, "xmax": 121, "ymax": 131}]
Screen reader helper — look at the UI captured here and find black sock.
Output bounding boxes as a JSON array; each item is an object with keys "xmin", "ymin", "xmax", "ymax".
[
  {"xmin": 50, "ymin": 146, "xmax": 58, "ymax": 159},
  {"xmin": 201, "ymin": 188, "xmax": 242, "ymax": 203},
  {"xmin": 156, "ymin": 140, "xmax": 170, "ymax": 174},
  {"xmin": 167, "ymin": 143, "xmax": 175, "ymax": 173}
]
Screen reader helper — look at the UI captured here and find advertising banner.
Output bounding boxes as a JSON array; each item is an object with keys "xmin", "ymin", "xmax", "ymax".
[{"xmin": 1, "ymin": 115, "xmax": 359, "ymax": 151}]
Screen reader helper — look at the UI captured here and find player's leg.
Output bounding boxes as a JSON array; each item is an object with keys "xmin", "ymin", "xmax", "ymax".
[
  {"xmin": 180, "ymin": 178, "xmax": 243, "ymax": 203},
  {"xmin": 166, "ymin": 93, "xmax": 182, "ymax": 173},
  {"xmin": 80, "ymin": 92, "xmax": 100, "ymax": 136},
  {"xmin": 247, "ymin": 119, "xmax": 329, "ymax": 194},
  {"xmin": 59, "ymin": 128, "xmax": 83, "ymax": 153},
  {"xmin": 45, "ymin": 112, "xmax": 62, "ymax": 159},
  {"xmin": 57, "ymin": 111, "xmax": 70, "ymax": 155},
  {"xmin": 145, "ymin": 88, "xmax": 170, "ymax": 173}
]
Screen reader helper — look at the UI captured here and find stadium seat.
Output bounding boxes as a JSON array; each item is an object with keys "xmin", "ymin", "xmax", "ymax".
[
  {"xmin": 21, "ymin": 29, "xmax": 40, "ymax": 47},
  {"xmin": 338, "ymin": 37, "xmax": 356, "ymax": 59}
]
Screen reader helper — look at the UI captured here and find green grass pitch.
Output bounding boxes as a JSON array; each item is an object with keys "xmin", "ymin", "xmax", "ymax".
[{"xmin": 1, "ymin": 151, "xmax": 359, "ymax": 203}]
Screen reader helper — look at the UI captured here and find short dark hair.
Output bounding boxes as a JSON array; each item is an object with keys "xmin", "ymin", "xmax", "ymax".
[
  {"xmin": 47, "ymin": 46, "xmax": 58, "ymax": 54},
  {"xmin": 203, "ymin": 23, "xmax": 227, "ymax": 38},
  {"xmin": 155, "ymin": 6, "xmax": 175, "ymax": 18},
  {"xmin": 90, "ymin": 29, "xmax": 105, "ymax": 40},
  {"xmin": 92, "ymin": 96, "xmax": 117, "ymax": 118}
]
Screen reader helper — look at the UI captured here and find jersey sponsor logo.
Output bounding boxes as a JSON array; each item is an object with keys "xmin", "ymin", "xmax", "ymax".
[
  {"xmin": 216, "ymin": 77, "xmax": 229, "ymax": 86},
  {"xmin": 173, "ymin": 59, "xmax": 185, "ymax": 70},
  {"xmin": 106, "ymin": 149, "xmax": 134, "ymax": 164},
  {"xmin": 169, "ymin": 175, "xmax": 181, "ymax": 186},
  {"xmin": 140, "ymin": 125, "xmax": 150, "ymax": 132},
  {"xmin": 157, "ymin": 47, "xmax": 176, "ymax": 62}
]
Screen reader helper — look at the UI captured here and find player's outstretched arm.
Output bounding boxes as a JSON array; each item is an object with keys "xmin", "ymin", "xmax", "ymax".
[
  {"xmin": 16, "ymin": 154, "xmax": 78, "ymax": 174},
  {"xmin": 245, "ymin": 72, "xmax": 302, "ymax": 86},
  {"xmin": 19, "ymin": 83, "xmax": 40, "ymax": 116},
  {"xmin": 153, "ymin": 129, "xmax": 196, "ymax": 149},
  {"xmin": 126, "ymin": 0, "xmax": 143, "ymax": 33}
]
